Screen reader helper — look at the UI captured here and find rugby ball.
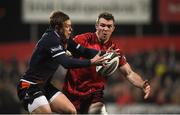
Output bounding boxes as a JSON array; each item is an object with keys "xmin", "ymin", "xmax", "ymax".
[{"xmin": 96, "ymin": 52, "xmax": 119, "ymax": 76}]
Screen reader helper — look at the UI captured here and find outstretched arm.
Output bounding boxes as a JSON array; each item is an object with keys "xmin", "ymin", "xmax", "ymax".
[
  {"xmin": 67, "ymin": 38, "xmax": 105, "ymax": 58},
  {"xmin": 54, "ymin": 51, "xmax": 106, "ymax": 69},
  {"xmin": 119, "ymin": 63, "xmax": 151, "ymax": 99}
]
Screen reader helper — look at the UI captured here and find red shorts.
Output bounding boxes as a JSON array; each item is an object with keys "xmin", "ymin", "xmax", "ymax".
[{"xmin": 63, "ymin": 90, "xmax": 104, "ymax": 114}]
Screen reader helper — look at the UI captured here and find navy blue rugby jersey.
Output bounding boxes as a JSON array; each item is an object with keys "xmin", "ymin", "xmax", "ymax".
[{"xmin": 22, "ymin": 28, "xmax": 98, "ymax": 84}]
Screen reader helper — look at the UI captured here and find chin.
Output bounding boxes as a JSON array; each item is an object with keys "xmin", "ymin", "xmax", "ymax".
[{"xmin": 65, "ymin": 36, "xmax": 70, "ymax": 39}]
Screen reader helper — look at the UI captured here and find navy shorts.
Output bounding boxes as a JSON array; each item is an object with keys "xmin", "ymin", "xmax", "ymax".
[{"xmin": 17, "ymin": 81, "xmax": 59, "ymax": 111}]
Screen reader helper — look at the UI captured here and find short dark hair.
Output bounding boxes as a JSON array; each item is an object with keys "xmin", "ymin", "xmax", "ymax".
[
  {"xmin": 96, "ymin": 12, "xmax": 115, "ymax": 24},
  {"xmin": 49, "ymin": 10, "xmax": 70, "ymax": 28}
]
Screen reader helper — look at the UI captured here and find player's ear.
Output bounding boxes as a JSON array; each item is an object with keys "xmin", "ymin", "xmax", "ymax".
[
  {"xmin": 95, "ymin": 23, "xmax": 98, "ymax": 29},
  {"xmin": 95, "ymin": 18, "xmax": 99, "ymax": 28},
  {"xmin": 55, "ymin": 25, "xmax": 63, "ymax": 33},
  {"xmin": 55, "ymin": 25, "xmax": 60, "ymax": 30},
  {"xmin": 112, "ymin": 25, "xmax": 115, "ymax": 31}
]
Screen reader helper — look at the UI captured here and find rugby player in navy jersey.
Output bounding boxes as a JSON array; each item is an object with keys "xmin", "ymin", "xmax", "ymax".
[{"xmin": 17, "ymin": 10, "xmax": 107, "ymax": 114}]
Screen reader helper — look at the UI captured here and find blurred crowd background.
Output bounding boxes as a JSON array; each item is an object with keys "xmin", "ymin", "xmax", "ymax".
[{"xmin": 0, "ymin": 0, "xmax": 180, "ymax": 114}]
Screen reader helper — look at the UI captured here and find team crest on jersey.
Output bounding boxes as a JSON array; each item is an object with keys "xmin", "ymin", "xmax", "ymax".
[{"xmin": 50, "ymin": 45, "xmax": 63, "ymax": 53}]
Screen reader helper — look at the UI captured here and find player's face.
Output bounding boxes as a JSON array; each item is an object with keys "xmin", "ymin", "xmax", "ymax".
[
  {"xmin": 63, "ymin": 19, "xmax": 72, "ymax": 39},
  {"xmin": 96, "ymin": 18, "xmax": 115, "ymax": 44}
]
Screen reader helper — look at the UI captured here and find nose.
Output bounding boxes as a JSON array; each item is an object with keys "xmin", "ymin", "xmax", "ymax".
[{"xmin": 70, "ymin": 27, "xmax": 73, "ymax": 32}]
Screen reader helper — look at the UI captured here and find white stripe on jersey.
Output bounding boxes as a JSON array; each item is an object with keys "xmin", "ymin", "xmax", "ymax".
[
  {"xmin": 52, "ymin": 51, "xmax": 66, "ymax": 58},
  {"xmin": 20, "ymin": 79, "xmax": 37, "ymax": 84},
  {"xmin": 76, "ymin": 44, "xmax": 80, "ymax": 49}
]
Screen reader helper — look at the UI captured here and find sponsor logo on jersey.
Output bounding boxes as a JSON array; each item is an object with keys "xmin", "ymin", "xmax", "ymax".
[{"xmin": 50, "ymin": 45, "xmax": 63, "ymax": 53}]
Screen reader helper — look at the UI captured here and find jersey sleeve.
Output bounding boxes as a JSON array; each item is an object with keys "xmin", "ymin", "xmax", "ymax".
[
  {"xmin": 54, "ymin": 53, "xmax": 91, "ymax": 69},
  {"xmin": 45, "ymin": 36, "xmax": 92, "ymax": 69},
  {"xmin": 113, "ymin": 43, "xmax": 127, "ymax": 66},
  {"xmin": 67, "ymin": 38, "xmax": 98, "ymax": 59},
  {"xmin": 42, "ymin": 33, "xmax": 66, "ymax": 59},
  {"xmin": 73, "ymin": 34, "xmax": 88, "ymax": 45}
]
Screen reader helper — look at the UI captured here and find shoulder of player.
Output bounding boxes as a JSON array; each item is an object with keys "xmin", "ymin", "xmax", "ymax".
[
  {"xmin": 37, "ymin": 31, "xmax": 62, "ymax": 49},
  {"xmin": 72, "ymin": 32, "xmax": 94, "ymax": 45},
  {"xmin": 74, "ymin": 32, "xmax": 94, "ymax": 40}
]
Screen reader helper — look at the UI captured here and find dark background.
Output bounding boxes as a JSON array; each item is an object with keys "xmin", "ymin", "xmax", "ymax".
[
  {"xmin": 0, "ymin": 0, "xmax": 180, "ymax": 114},
  {"xmin": 0, "ymin": 0, "xmax": 180, "ymax": 43}
]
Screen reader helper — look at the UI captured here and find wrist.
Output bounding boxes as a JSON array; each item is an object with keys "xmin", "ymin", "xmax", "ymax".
[
  {"xmin": 99, "ymin": 50, "xmax": 106, "ymax": 56},
  {"xmin": 90, "ymin": 59, "xmax": 95, "ymax": 65}
]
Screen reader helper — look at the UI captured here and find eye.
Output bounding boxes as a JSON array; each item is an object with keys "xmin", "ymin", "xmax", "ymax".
[
  {"xmin": 107, "ymin": 25, "xmax": 113, "ymax": 29},
  {"xmin": 99, "ymin": 23, "xmax": 113, "ymax": 29},
  {"xmin": 100, "ymin": 24, "xmax": 106, "ymax": 28}
]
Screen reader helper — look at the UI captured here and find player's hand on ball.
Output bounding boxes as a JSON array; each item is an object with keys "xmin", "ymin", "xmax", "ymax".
[
  {"xmin": 142, "ymin": 80, "xmax": 151, "ymax": 99},
  {"xmin": 106, "ymin": 44, "xmax": 120, "ymax": 55},
  {"xmin": 96, "ymin": 52, "xmax": 119, "ymax": 76},
  {"xmin": 90, "ymin": 52, "xmax": 110, "ymax": 66}
]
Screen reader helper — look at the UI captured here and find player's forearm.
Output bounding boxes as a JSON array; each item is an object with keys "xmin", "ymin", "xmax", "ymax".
[
  {"xmin": 55, "ymin": 53, "xmax": 91, "ymax": 69},
  {"xmin": 79, "ymin": 46, "xmax": 98, "ymax": 58},
  {"xmin": 67, "ymin": 37, "xmax": 98, "ymax": 58},
  {"xmin": 126, "ymin": 71, "xmax": 144, "ymax": 88}
]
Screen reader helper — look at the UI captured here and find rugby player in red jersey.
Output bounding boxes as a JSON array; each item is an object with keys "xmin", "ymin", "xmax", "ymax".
[{"xmin": 63, "ymin": 12, "xmax": 151, "ymax": 114}]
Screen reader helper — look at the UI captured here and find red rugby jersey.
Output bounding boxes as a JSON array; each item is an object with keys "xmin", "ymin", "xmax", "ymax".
[{"xmin": 63, "ymin": 32, "xmax": 127, "ymax": 97}]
